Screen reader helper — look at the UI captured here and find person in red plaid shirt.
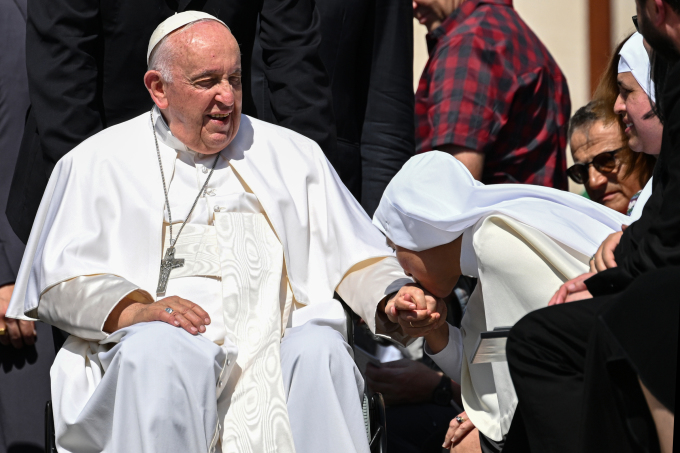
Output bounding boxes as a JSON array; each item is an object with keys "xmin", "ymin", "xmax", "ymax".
[{"xmin": 415, "ymin": 0, "xmax": 571, "ymax": 190}]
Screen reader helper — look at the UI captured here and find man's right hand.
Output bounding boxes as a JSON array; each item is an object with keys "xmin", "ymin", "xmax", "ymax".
[
  {"xmin": 0, "ymin": 284, "xmax": 37, "ymax": 349},
  {"xmin": 104, "ymin": 295, "xmax": 210, "ymax": 335}
]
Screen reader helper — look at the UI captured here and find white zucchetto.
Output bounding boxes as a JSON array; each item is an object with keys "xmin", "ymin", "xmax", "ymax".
[
  {"xmin": 618, "ymin": 32, "xmax": 655, "ymax": 102},
  {"xmin": 372, "ymin": 152, "xmax": 629, "ymax": 254},
  {"xmin": 147, "ymin": 11, "xmax": 229, "ymax": 63}
]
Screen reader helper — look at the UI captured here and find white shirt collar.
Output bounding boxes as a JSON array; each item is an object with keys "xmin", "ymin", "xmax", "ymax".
[{"xmin": 152, "ymin": 105, "xmax": 191, "ymax": 153}]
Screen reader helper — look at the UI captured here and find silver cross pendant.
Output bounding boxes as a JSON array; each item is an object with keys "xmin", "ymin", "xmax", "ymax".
[{"xmin": 157, "ymin": 246, "xmax": 185, "ymax": 295}]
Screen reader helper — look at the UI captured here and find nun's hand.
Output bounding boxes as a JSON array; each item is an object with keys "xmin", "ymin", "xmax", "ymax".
[
  {"xmin": 385, "ymin": 284, "xmax": 447, "ymax": 337},
  {"xmin": 590, "ymin": 228, "xmax": 625, "ymax": 273},
  {"xmin": 548, "ymin": 272, "xmax": 595, "ymax": 306}
]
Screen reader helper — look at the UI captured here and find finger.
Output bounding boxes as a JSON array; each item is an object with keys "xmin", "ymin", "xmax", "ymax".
[
  {"xmin": 450, "ymin": 421, "xmax": 475, "ymax": 447},
  {"xmin": 404, "ymin": 312, "xmax": 440, "ymax": 328},
  {"xmin": 6, "ymin": 318, "xmax": 24, "ymax": 349},
  {"xmin": 157, "ymin": 307, "xmax": 182, "ymax": 327},
  {"xmin": 425, "ymin": 295, "xmax": 437, "ymax": 316},
  {"xmin": 176, "ymin": 305, "xmax": 206, "ymax": 333},
  {"xmin": 404, "ymin": 288, "xmax": 427, "ymax": 310},
  {"xmin": 603, "ymin": 246, "xmax": 618, "ymax": 269},
  {"xmin": 182, "ymin": 300, "xmax": 211, "ymax": 325},
  {"xmin": 589, "ymin": 257, "xmax": 597, "ymax": 273},
  {"xmin": 393, "ymin": 297, "xmax": 417, "ymax": 311},
  {"xmin": 173, "ymin": 312, "xmax": 199, "ymax": 335},
  {"xmin": 443, "ymin": 425, "xmax": 457, "ymax": 449},
  {"xmin": 398, "ymin": 308, "xmax": 431, "ymax": 322},
  {"xmin": 0, "ymin": 317, "xmax": 9, "ymax": 346},
  {"xmin": 18, "ymin": 320, "xmax": 36, "ymax": 346}
]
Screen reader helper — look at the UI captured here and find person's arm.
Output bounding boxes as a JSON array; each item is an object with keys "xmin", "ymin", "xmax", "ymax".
[
  {"xmin": 258, "ymin": 0, "xmax": 338, "ymax": 164},
  {"xmin": 420, "ymin": 34, "xmax": 504, "ymax": 175},
  {"xmin": 38, "ymin": 274, "xmax": 210, "ymax": 341},
  {"xmin": 359, "ymin": 0, "xmax": 415, "ymax": 215},
  {"xmin": 440, "ymin": 145, "xmax": 484, "ymax": 180},
  {"xmin": 25, "ymin": 0, "xmax": 104, "ymax": 168}
]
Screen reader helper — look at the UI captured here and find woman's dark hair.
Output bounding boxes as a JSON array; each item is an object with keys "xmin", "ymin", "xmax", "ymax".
[{"xmin": 586, "ymin": 33, "xmax": 656, "ymax": 189}]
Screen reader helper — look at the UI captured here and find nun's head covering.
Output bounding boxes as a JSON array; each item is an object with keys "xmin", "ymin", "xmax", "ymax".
[
  {"xmin": 147, "ymin": 11, "xmax": 229, "ymax": 64},
  {"xmin": 618, "ymin": 32, "xmax": 655, "ymax": 102},
  {"xmin": 373, "ymin": 152, "xmax": 629, "ymax": 256}
]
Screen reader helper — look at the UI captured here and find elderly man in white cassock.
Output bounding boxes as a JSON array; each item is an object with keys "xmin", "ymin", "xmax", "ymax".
[{"xmin": 6, "ymin": 11, "xmax": 443, "ymax": 453}]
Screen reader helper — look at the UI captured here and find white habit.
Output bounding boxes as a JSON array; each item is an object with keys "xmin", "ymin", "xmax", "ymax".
[
  {"xmin": 8, "ymin": 109, "xmax": 411, "ymax": 453},
  {"xmin": 373, "ymin": 152, "xmax": 631, "ymax": 441}
]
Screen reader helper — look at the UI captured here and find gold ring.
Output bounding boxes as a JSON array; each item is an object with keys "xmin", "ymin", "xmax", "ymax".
[
  {"xmin": 455, "ymin": 416, "xmax": 466, "ymax": 424},
  {"xmin": 0, "ymin": 328, "xmax": 6, "ymax": 336}
]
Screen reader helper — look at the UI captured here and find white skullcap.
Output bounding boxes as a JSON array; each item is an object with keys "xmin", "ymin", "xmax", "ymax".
[
  {"xmin": 372, "ymin": 152, "xmax": 628, "ymax": 255},
  {"xmin": 147, "ymin": 11, "xmax": 229, "ymax": 64},
  {"xmin": 618, "ymin": 32, "xmax": 656, "ymax": 102}
]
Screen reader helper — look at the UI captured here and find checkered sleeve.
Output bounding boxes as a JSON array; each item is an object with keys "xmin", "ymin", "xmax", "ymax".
[{"xmin": 422, "ymin": 34, "xmax": 509, "ymax": 153}]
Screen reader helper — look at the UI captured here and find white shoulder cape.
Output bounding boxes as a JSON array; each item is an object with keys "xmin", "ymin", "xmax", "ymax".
[{"xmin": 8, "ymin": 113, "xmax": 393, "ymax": 320}]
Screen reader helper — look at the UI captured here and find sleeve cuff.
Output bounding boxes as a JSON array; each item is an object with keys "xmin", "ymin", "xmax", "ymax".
[
  {"xmin": 38, "ymin": 274, "xmax": 153, "ymax": 341},
  {"xmin": 424, "ymin": 323, "xmax": 464, "ymax": 383}
]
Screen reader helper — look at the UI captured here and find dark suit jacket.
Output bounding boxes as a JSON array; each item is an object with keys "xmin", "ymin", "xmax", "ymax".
[
  {"xmin": 587, "ymin": 61, "xmax": 680, "ymax": 295},
  {"xmin": 252, "ymin": 0, "xmax": 415, "ymax": 216},
  {"xmin": 7, "ymin": 0, "xmax": 337, "ymax": 243},
  {"xmin": 0, "ymin": 0, "xmax": 27, "ymax": 286}
]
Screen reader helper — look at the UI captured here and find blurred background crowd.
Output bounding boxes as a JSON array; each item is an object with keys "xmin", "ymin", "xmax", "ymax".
[{"xmin": 0, "ymin": 0, "xmax": 672, "ymax": 452}]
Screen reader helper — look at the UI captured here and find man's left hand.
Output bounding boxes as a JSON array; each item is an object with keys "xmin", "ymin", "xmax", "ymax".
[{"xmin": 590, "ymin": 228, "xmax": 625, "ymax": 273}]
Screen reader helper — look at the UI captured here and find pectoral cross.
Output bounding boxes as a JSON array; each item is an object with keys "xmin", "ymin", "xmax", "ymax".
[{"xmin": 157, "ymin": 246, "xmax": 184, "ymax": 294}]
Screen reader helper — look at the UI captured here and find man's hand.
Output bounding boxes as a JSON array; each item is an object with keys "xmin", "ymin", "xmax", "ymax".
[
  {"xmin": 548, "ymin": 273, "xmax": 595, "ymax": 306},
  {"xmin": 0, "ymin": 284, "xmax": 37, "ymax": 349},
  {"xmin": 104, "ymin": 295, "xmax": 211, "ymax": 335},
  {"xmin": 365, "ymin": 359, "xmax": 461, "ymax": 406},
  {"xmin": 590, "ymin": 228, "xmax": 625, "ymax": 273},
  {"xmin": 443, "ymin": 412, "xmax": 479, "ymax": 451},
  {"xmin": 385, "ymin": 284, "xmax": 447, "ymax": 337}
]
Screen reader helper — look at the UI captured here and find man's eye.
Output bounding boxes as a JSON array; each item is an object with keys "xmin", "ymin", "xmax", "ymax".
[
  {"xmin": 196, "ymin": 79, "xmax": 216, "ymax": 88},
  {"xmin": 230, "ymin": 76, "xmax": 242, "ymax": 85}
]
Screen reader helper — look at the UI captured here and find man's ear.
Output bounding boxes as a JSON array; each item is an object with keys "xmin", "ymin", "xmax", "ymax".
[
  {"xmin": 650, "ymin": 0, "xmax": 666, "ymax": 27},
  {"xmin": 144, "ymin": 70, "xmax": 169, "ymax": 109}
]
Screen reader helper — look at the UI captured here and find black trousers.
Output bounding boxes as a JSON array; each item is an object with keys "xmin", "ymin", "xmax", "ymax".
[{"xmin": 503, "ymin": 269, "xmax": 679, "ymax": 453}]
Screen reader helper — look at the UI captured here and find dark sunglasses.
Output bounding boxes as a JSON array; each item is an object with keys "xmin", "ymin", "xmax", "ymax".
[
  {"xmin": 567, "ymin": 148, "xmax": 624, "ymax": 185},
  {"xmin": 633, "ymin": 15, "xmax": 639, "ymax": 32}
]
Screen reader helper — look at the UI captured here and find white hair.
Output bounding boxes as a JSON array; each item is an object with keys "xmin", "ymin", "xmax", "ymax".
[{"xmin": 147, "ymin": 19, "xmax": 232, "ymax": 83}]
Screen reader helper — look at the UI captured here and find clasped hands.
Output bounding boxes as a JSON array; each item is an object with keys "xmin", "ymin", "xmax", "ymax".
[{"xmin": 384, "ymin": 283, "xmax": 448, "ymax": 337}]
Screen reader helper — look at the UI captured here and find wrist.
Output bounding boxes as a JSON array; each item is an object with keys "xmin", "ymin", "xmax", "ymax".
[
  {"xmin": 424, "ymin": 322, "xmax": 449, "ymax": 354},
  {"xmin": 104, "ymin": 298, "xmax": 144, "ymax": 333}
]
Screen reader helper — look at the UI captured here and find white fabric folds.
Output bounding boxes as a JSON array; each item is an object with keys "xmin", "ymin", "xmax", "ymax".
[
  {"xmin": 7, "ymin": 112, "xmax": 394, "ymax": 321},
  {"xmin": 372, "ymin": 151, "xmax": 630, "ymax": 254},
  {"xmin": 618, "ymin": 32, "xmax": 655, "ymax": 102}
]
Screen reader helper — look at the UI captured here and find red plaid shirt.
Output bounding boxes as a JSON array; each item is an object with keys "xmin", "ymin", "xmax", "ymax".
[{"xmin": 415, "ymin": 0, "xmax": 570, "ymax": 189}]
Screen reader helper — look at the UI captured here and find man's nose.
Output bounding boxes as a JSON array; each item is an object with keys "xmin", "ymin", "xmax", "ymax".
[
  {"xmin": 215, "ymin": 81, "xmax": 235, "ymax": 107},
  {"xmin": 587, "ymin": 166, "xmax": 608, "ymax": 190}
]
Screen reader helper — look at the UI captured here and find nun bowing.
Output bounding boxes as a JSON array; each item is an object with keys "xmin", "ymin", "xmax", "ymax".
[{"xmin": 372, "ymin": 151, "xmax": 630, "ymax": 452}]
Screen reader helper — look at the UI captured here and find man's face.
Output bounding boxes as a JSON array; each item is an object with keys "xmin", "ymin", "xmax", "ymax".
[
  {"xmin": 412, "ymin": 0, "xmax": 459, "ymax": 32},
  {"xmin": 614, "ymin": 72, "xmax": 663, "ymax": 155},
  {"xmin": 636, "ymin": 0, "xmax": 680, "ymax": 62},
  {"xmin": 162, "ymin": 21, "xmax": 242, "ymax": 154},
  {"xmin": 570, "ymin": 121, "xmax": 642, "ymax": 214}
]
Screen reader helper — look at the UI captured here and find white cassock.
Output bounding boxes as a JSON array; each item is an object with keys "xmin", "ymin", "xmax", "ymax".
[{"xmin": 7, "ymin": 108, "xmax": 412, "ymax": 453}]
